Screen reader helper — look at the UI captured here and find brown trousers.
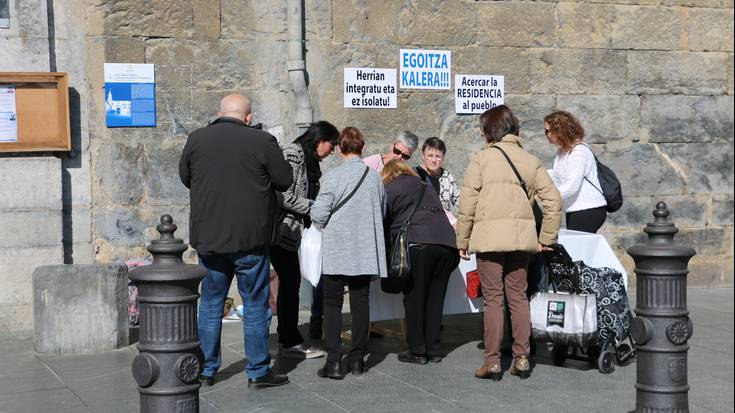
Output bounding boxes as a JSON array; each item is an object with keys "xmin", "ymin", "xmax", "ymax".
[{"xmin": 477, "ymin": 251, "xmax": 531, "ymax": 366}]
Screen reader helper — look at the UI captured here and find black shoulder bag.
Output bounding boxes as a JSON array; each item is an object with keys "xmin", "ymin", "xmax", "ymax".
[
  {"xmin": 382, "ymin": 184, "xmax": 428, "ymax": 294},
  {"xmin": 577, "ymin": 144, "xmax": 623, "ymax": 213},
  {"xmin": 492, "ymin": 146, "xmax": 544, "ymax": 235}
]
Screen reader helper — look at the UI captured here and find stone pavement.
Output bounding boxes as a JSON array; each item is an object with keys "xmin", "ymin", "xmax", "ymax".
[{"xmin": 0, "ymin": 287, "xmax": 732, "ymax": 413}]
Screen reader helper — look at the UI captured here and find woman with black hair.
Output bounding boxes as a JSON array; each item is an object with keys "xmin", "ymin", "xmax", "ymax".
[{"xmin": 271, "ymin": 121, "xmax": 339, "ymax": 359}]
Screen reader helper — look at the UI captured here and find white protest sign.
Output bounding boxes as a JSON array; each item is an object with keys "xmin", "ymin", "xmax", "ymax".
[
  {"xmin": 455, "ymin": 75, "xmax": 504, "ymax": 114},
  {"xmin": 400, "ymin": 49, "xmax": 451, "ymax": 90},
  {"xmin": 344, "ymin": 68, "xmax": 397, "ymax": 109}
]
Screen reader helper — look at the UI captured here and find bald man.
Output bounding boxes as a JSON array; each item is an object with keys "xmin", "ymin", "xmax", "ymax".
[{"xmin": 179, "ymin": 93, "xmax": 292, "ymax": 389}]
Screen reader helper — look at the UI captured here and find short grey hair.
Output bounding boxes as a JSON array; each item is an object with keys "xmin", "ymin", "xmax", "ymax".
[{"xmin": 395, "ymin": 131, "xmax": 419, "ymax": 152}]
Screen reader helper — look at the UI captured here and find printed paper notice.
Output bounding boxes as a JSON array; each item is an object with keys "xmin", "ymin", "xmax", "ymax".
[
  {"xmin": 400, "ymin": 49, "xmax": 451, "ymax": 90},
  {"xmin": 0, "ymin": 85, "xmax": 18, "ymax": 143},
  {"xmin": 455, "ymin": 75, "xmax": 504, "ymax": 114},
  {"xmin": 104, "ymin": 63, "xmax": 156, "ymax": 127},
  {"xmin": 344, "ymin": 68, "xmax": 397, "ymax": 109}
]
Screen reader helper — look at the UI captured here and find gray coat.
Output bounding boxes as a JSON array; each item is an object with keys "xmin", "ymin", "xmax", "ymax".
[{"xmin": 310, "ymin": 157, "xmax": 387, "ymax": 278}]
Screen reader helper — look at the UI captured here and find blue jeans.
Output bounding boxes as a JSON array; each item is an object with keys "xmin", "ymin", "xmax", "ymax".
[{"xmin": 198, "ymin": 249, "xmax": 272, "ymax": 380}]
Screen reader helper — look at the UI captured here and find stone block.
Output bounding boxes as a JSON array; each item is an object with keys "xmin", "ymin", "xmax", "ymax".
[
  {"xmin": 103, "ymin": 0, "xmax": 193, "ymax": 38},
  {"xmin": 531, "ymin": 49, "xmax": 627, "ymax": 94},
  {"xmin": 63, "ymin": 151, "xmax": 93, "ymax": 206},
  {"xmin": 153, "ymin": 64, "xmax": 192, "ymax": 92},
  {"xmin": 194, "ymin": 0, "xmax": 220, "ymax": 39},
  {"xmin": 67, "ymin": 242, "xmax": 95, "ymax": 265},
  {"xmin": 143, "ymin": 139, "xmax": 190, "ymax": 206},
  {"xmin": 0, "ymin": 210, "xmax": 63, "ymax": 249},
  {"xmin": 18, "ymin": 0, "xmax": 48, "ymax": 39},
  {"xmin": 662, "ymin": 0, "xmax": 720, "ymax": 7},
  {"xmin": 676, "ymin": 227, "xmax": 732, "ymax": 256},
  {"xmin": 688, "ymin": 8, "xmax": 734, "ymax": 52},
  {"xmin": 599, "ymin": 144, "xmax": 687, "ymax": 196},
  {"xmin": 221, "ymin": 0, "xmax": 286, "ymax": 38},
  {"xmin": 640, "ymin": 95, "xmax": 734, "ymax": 143},
  {"xmin": 606, "ymin": 195, "xmax": 709, "ymax": 228},
  {"xmin": 306, "ymin": 0, "xmax": 333, "ymax": 40},
  {"xmin": 557, "ymin": 3, "xmax": 614, "ymax": 49},
  {"xmin": 103, "ymin": 36, "xmax": 145, "ymax": 63},
  {"xmin": 93, "ymin": 207, "xmax": 148, "ymax": 248},
  {"xmin": 0, "ymin": 247, "xmax": 63, "ymax": 311},
  {"xmin": 627, "ymin": 51, "xmax": 729, "ymax": 95},
  {"xmin": 93, "ymin": 142, "xmax": 145, "ymax": 205},
  {"xmin": 712, "ymin": 193, "xmax": 734, "ymax": 226},
  {"xmin": 0, "ymin": 38, "xmax": 50, "ymax": 71},
  {"xmin": 611, "ymin": 5, "xmax": 682, "ymax": 51},
  {"xmin": 0, "ymin": 304, "xmax": 34, "ymax": 332},
  {"xmin": 405, "ymin": 0, "xmax": 476, "ymax": 46},
  {"xmin": 477, "ymin": 2, "xmax": 556, "ymax": 47},
  {"xmin": 145, "ymin": 39, "xmax": 195, "ymax": 66},
  {"xmin": 332, "ymin": 0, "xmax": 411, "ymax": 44},
  {"xmin": 454, "ymin": 47, "xmax": 532, "ymax": 94},
  {"xmin": 64, "ymin": 206, "xmax": 92, "ymax": 246},
  {"xmin": 0, "ymin": 157, "xmax": 62, "ymax": 209},
  {"xmin": 33, "ymin": 264, "xmax": 128, "ymax": 354},
  {"xmin": 556, "ymin": 95, "xmax": 640, "ymax": 143},
  {"xmin": 728, "ymin": 54, "xmax": 734, "ymax": 95},
  {"xmin": 687, "ymin": 255, "xmax": 733, "ymax": 287},
  {"xmin": 155, "ymin": 88, "xmax": 193, "ymax": 134},
  {"xmin": 504, "ymin": 94, "xmax": 558, "ymax": 162},
  {"xmin": 659, "ymin": 142, "xmax": 734, "ymax": 193}
]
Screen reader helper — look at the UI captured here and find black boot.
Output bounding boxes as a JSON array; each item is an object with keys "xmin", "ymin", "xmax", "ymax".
[
  {"xmin": 347, "ymin": 358, "xmax": 365, "ymax": 375},
  {"xmin": 317, "ymin": 361, "xmax": 345, "ymax": 380}
]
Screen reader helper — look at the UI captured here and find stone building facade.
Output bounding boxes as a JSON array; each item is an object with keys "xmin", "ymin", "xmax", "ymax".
[{"xmin": 0, "ymin": 0, "xmax": 732, "ymax": 331}]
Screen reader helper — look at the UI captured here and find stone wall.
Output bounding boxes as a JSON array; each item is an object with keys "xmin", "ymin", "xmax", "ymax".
[{"xmin": 88, "ymin": 0, "xmax": 733, "ymax": 287}]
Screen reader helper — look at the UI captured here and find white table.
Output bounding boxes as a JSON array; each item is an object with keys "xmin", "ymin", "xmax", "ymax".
[{"xmin": 366, "ymin": 229, "xmax": 628, "ymax": 321}]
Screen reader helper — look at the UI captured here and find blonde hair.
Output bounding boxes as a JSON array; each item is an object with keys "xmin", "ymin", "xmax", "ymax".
[{"xmin": 381, "ymin": 159, "xmax": 417, "ymax": 184}]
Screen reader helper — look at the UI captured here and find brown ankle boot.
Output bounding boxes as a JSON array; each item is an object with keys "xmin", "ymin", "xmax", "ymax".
[
  {"xmin": 509, "ymin": 356, "xmax": 530, "ymax": 379},
  {"xmin": 475, "ymin": 363, "xmax": 502, "ymax": 381}
]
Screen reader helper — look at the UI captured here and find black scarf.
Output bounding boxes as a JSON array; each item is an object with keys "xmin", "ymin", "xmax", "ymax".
[{"xmin": 300, "ymin": 141, "xmax": 322, "ymax": 200}]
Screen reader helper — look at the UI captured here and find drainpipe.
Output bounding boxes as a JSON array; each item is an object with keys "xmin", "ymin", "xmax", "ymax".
[{"xmin": 287, "ymin": 0, "xmax": 313, "ymax": 134}]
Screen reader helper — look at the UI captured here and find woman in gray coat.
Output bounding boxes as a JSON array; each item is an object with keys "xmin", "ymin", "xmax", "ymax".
[{"xmin": 310, "ymin": 126, "xmax": 387, "ymax": 379}]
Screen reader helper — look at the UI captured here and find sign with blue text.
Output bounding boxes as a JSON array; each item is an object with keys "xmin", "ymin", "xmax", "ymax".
[
  {"xmin": 455, "ymin": 75, "xmax": 504, "ymax": 114},
  {"xmin": 344, "ymin": 68, "xmax": 397, "ymax": 109},
  {"xmin": 399, "ymin": 49, "xmax": 451, "ymax": 90},
  {"xmin": 104, "ymin": 63, "xmax": 156, "ymax": 127}
]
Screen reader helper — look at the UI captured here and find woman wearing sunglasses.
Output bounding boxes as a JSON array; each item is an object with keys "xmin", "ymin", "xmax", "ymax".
[
  {"xmin": 544, "ymin": 110, "xmax": 607, "ymax": 233},
  {"xmin": 362, "ymin": 131, "xmax": 419, "ymax": 173}
]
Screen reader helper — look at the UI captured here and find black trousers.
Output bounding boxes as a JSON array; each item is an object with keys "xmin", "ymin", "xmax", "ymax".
[
  {"xmin": 269, "ymin": 245, "xmax": 304, "ymax": 348},
  {"xmin": 322, "ymin": 274, "xmax": 372, "ymax": 363},
  {"xmin": 566, "ymin": 206, "xmax": 607, "ymax": 234},
  {"xmin": 403, "ymin": 244, "xmax": 460, "ymax": 356}
]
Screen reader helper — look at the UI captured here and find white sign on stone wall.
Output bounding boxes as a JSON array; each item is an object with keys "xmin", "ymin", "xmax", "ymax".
[
  {"xmin": 344, "ymin": 68, "xmax": 397, "ymax": 109},
  {"xmin": 400, "ymin": 49, "xmax": 451, "ymax": 90},
  {"xmin": 455, "ymin": 75, "xmax": 504, "ymax": 114}
]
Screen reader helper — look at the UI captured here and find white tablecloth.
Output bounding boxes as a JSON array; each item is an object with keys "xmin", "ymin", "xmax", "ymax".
[{"xmin": 366, "ymin": 229, "xmax": 628, "ymax": 321}]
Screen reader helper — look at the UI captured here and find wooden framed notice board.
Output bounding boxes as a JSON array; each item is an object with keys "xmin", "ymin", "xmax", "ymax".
[{"xmin": 0, "ymin": 72, "xmax": 71, "ymax": 152}]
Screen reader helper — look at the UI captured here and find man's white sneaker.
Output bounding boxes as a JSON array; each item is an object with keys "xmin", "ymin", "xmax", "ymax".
[{"xmin": 280, "ymin": 344, "xmax": 325, "ymax": 359}]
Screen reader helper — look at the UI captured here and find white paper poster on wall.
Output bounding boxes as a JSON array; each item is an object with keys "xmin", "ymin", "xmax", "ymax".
[
  {"xmin": 344, "ymin": 68, "xmax": 397, "ymax": 109},
  {"xmin": 0, "ymin": 85, "xmax": 18, "ymax": 143},
  {"xmin": 400, "ymin": 49, "xmax": 451, "ymax": 90},
  {"xmin": 455, "ymin": 75, "xmax": 504, "ymax": 114}
]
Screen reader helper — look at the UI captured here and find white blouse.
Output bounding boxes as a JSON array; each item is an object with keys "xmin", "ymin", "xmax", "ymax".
[{"xmin": 549, "ymin": 143, "xmax": 607, "ymax": 213}]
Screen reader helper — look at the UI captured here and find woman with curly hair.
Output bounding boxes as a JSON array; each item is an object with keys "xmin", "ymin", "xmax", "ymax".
[{"xmin": 544, "ymin": 110, "xmax": 608, "ymax": 233}]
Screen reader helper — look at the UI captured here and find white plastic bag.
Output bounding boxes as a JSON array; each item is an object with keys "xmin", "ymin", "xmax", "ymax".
[
  {"xmin": 298, "ymin": 226, "xmax": 322, "ymax": 287},
  {"xmin": 530, "ymin": 291, "xmax": 597, "ymax": 347}
]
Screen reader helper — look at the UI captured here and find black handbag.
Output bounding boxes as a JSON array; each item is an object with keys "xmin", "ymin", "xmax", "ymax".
[
  {"xmin": 578, "ymin": 143, "xmax": 623, "ymax": 213},
  {"xmin": 382, "ymin": 184, "xmax": 428, "ymax": 293}
]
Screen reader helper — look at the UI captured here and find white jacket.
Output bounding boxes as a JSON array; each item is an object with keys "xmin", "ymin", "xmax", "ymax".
[{"xmin": 549, "ymin": 143, "xmax": 607, "ymax": 213}]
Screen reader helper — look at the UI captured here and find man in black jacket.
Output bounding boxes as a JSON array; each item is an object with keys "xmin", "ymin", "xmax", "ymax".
[{"xmin": 179, "ymin": 94, "xmax": 293, "ymax": 389}]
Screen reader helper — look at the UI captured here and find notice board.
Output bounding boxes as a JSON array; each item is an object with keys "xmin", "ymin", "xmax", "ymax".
[{"xmin": 0, "ymin": 72, "xmax": 71, "ymax": 152}]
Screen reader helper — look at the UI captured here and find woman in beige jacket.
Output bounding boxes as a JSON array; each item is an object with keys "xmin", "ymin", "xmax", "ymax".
[{"xmin": 456, "ymin": 105, "xmax": 562, "ymax": 381}]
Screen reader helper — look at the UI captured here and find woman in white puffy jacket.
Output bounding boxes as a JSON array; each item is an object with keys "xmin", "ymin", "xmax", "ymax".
[{"xmin": 544, "ymin": 110, "xmax": 607, "ymax": 233}]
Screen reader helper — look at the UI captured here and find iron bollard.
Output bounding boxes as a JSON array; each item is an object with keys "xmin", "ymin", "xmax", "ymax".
[
  {"xmin": 128, "ymin": 215, "xmax": 207, "ymax": 413},
  {"xmin": 627, "ymin": 202, "xmax": 696, "ymax": 413}
]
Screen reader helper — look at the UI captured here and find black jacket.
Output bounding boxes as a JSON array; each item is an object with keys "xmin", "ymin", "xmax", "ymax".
[
  {"xmin": 179, "ymin": 117, "xmax": 292, "ymax": 254},
  {"xmin": 384, "ymin": 175, "xmax": 457, "ymax": 250}
]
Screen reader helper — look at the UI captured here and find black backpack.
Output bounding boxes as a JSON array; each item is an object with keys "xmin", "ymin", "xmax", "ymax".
[{"xmin": 579, "ymin": 144, "xmax": 623, "ymax": 213}]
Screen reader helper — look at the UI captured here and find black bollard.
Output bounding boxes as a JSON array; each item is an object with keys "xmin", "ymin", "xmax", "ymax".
[
  {"xmin": 128, "ymin": 215, "xmax": 207, "ymax": 413},
  {"xmin": 627, "ymin": 202, "xmax": 696, "ymax": 413}
]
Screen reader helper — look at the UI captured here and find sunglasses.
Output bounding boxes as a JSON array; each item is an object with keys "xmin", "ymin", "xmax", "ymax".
[{"xmin": 392, "ymin": 145, "xmax": 411, "ymax": 160}]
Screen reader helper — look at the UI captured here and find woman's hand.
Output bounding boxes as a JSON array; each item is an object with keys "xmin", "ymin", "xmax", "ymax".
[
  {"xmin": 538, "ymin": 243, "xmax": 553, "ymax": 252},
  {"xmin": 459, "ymin": 249, "xmax": 471, "ymax": 260}
]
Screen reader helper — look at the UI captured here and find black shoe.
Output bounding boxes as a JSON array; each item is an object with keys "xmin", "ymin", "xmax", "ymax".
[
  {"xmin": 309, "ymin": 316, "xmax": 323, "ymax": 340},
  {"xmin": 397, "ymin": 351, "xmax": 428, "ymax": 365},
  {"xmin": 427, "ymin": 354, "xmax": 444, "ymax": 363},
  {"xmin": 477, "ymin": 341, "xmax": 485, "ymax": 350},
  {"xmin": 347, "ymin": 358, "xmax": 365, "ymax": 375},
  {"xmin": 247, "ymin": 370, "xmax": 289, "ymax": 389},
  {"xmin": 198, "ymin": 374, "xmax": 215, "ymax": 386},
  {"xmin": 317, "ymin": 361, "xmax": 345, "ymax": 380}
]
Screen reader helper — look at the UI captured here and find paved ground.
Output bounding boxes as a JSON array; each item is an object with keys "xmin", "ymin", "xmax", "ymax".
[{"xmin": 1, "ymin": 287, "xmax": 732, "ymax": 413}]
